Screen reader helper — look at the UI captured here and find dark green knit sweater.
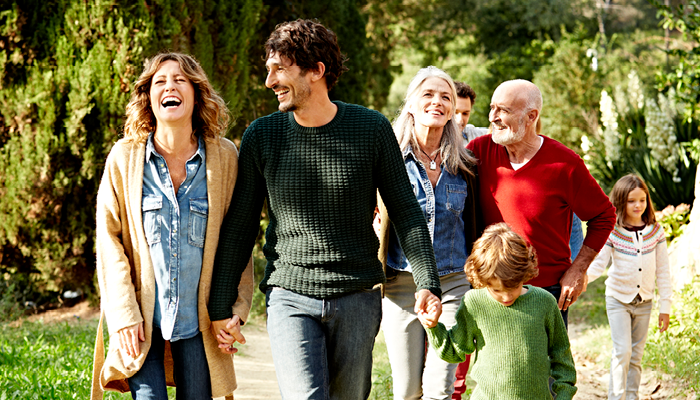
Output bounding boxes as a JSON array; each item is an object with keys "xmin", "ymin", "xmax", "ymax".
[
  {"xmin": 208, "ymin": 101, "xmax": 440, "ymax": 321},
  {"xmin": 427, "ymin": 286, "xmax": 577, "ymax": 400}
]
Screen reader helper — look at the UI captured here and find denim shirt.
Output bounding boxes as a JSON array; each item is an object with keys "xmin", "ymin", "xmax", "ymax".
[
  {"xmin": 142, "ymin": 134, "xmax": 208, "ymax": 341},
  {"xmin": 387, "ymin": 146, "xmax": 468, "ymax": 276}
]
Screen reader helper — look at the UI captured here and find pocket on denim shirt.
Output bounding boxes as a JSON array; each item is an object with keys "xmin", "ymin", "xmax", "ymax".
[
  {"xmin": 188, "ymin": 197, "xmax": 208, "ymax": 248},
  {"xmin": 445, "ymin": 184, "xmax": 468, "ymax": 215},
  {"xmin": 142, "ymin": 195, "xmax": 163, "ymax": 245}
]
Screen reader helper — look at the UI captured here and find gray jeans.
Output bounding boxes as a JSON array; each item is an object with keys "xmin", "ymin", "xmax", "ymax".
[
  {"xmin": 606, "ymin": 295, "xmax": 653, "ymax": 400},
  {"xmin": 381, "ymin": 271, "xmax": 469, "ymax": 400}
]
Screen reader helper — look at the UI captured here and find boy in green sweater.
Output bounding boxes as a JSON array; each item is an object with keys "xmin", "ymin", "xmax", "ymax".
[{"xmin": 419, "ymin": 223, "xmax": 577, "ymax": 399}]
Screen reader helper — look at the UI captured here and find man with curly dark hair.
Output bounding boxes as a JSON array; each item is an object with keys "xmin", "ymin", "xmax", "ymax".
[{"xmin": 208, "ymin": 19, "xmax": 441, "ymax": 399}]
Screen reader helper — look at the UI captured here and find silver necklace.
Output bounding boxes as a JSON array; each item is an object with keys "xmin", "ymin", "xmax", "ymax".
[{"xmin": 419, "ymin": 147, "xmax": 439, "ymax": 170}]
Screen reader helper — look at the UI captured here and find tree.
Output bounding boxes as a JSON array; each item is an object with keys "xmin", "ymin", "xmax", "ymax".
[
  {"xmin": 652, "ymin": 0, "xmax": 700, "ymax": 118},
  {"xmin": 0, "ymin": 0, "xmax": 261, "ymax": 302}
]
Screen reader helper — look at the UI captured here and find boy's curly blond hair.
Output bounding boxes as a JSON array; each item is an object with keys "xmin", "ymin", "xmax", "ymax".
[{"xmin": 466, "ymin": 223, "xmax": 539, "ymax": 289}]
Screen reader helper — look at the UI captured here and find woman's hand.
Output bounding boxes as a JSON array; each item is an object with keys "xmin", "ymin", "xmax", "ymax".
[
  {"xmin": 117, "ymin": 322, "xmax": 145, "ymax": 358},
  {"xmin": 658, "ymin": 313, "xmax": 670, "ymax": 333},
  {"xmin": 211, "ymin": 315, "xmax": 246, "ymax": 355}
]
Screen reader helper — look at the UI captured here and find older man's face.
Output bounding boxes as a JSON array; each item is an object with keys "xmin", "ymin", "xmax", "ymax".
[{"xmin": 489, "ymin": 85, "xmax": 528, "ymax": 146}]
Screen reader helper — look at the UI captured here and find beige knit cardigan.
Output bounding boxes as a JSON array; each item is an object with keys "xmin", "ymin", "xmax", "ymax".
[{"xmin": 90, "ymin": 136, "xmax": 254, "ymax": 399}]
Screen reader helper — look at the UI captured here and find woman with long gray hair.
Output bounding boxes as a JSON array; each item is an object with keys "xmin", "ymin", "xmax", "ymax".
[{"xmin": 376, "ymin": 66, "xmax": 481, "ymax": 399}]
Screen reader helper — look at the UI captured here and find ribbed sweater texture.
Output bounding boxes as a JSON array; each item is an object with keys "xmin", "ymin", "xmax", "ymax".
[
  {"xmin": 208, "ymin": 102, "xmax": 440, "ymax": 320},
  {"xmin": 426, "ymin": 286, "xmax": 577, "ymax": 399}
]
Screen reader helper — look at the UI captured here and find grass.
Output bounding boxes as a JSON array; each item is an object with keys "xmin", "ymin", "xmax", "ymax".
[{"xmin": 0, "ymin": 317, "xmax": 169, "ymax": 399}]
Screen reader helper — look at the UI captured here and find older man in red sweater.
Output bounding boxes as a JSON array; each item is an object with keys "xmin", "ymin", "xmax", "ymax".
[{"xmin": 467, "ymin": 79, "xmax": 616, "ymax": 326}]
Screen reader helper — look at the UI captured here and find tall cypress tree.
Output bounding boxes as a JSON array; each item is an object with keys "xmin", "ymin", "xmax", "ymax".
[{"xmin": 0, "ymin": 0, "xmax": 260, "ymax": 301}]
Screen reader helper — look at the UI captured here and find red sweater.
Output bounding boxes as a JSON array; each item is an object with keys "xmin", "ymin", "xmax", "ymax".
[{"xmin": 468, "ymin": 135, "xmax": 616, "ymax": 287}]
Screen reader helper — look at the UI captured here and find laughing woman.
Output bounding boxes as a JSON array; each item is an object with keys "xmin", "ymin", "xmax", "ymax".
[
  {"xmin": 91, "ymin": 53, "xmax": 253, "ymax": 400},
  {"xmin": 377, "ymin": 66, "xmax": 481, "ymax": 400}
]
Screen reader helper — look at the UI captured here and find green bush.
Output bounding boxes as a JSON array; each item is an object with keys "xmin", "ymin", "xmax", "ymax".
[
  {"xmin": 655, "ymin": 203, "xmax": 691, "ymax": 243},
  {"xmin": 644, "ymin": 279, "xmax": 700, "ymax": 395},
  {"xmin": 0, "ymin": 0, "xmax": 260, "ymax": 302},
  {"xmin": 582, "ymin": 71, "xmax": 698, "ymax": 208}
]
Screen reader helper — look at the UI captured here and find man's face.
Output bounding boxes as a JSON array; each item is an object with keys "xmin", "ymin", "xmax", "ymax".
[
  {"xmin": 265, "ymin": 52, "xmax": 311, "ymax": 113},
  {"xmin": 454, "ymin": 96, "xmax": 472, "ymax": 132},
  {"xmin": 489, "ymin": 84, "xmax": 528, "ymax": 146}
]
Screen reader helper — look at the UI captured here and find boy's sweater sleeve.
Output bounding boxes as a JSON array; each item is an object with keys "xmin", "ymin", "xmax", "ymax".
[
  {"xmin": 587, "ymin": 237, "xmax": 612, "ymax": 282},
  {"xmin": 654, "ymin": 230, "xmax": 673, "ymax": 314},
  {"xmin": 425, "ymin": 298, "xmax": 475, "ymax": 363},
  {"xmin": 547, "ymin": 299, "xmax": 577, "ymax": 400}
]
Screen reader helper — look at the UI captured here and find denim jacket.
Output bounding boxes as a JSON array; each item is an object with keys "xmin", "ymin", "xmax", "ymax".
[
  {"xmin": 142, "ymin": 134, "xmax": 208, "ymax": 341},
  {"xmin": 387, "ymin": 147, "xmax": 469, "ymax": 276}
]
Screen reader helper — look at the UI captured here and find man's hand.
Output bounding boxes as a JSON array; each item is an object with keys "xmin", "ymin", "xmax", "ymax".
[
  {"xmin": 415, "ymin": 289, "xmax": 442, "ymax": 328},
  {"xmin": 117, "ymin": 322, "xmax": 145, "ymax": 358},
  {"xmin": 210, "ymin": 315, "xmax": 246, "ymax": 354},
  {"xmin": 559, "ymin": 245, "xmax": 597, "ymax": 311},
  {"xmin": 658, "ymin": 313, "xmax": 670, "ymax": 333}
]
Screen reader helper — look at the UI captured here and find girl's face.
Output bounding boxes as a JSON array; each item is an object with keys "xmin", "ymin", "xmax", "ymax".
[
  {"xmin": 486, "ymin": 278, "xmax": 525, "ymax": 307},
  {"xmin": 623, "ymin": 187, "xmax": 647, "ymax": 226}
]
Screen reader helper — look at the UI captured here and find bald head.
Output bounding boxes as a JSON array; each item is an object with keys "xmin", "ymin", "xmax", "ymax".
[{"xmin": 494, "ymin": 80, "xmax": 542, "ymax": 114}]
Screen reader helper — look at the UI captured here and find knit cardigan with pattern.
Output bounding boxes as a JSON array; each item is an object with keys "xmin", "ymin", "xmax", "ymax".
[
  {"xmin": 91, "ymin": 136, "xmax": 254, "ymax": 399},
  {"xmin": 426, "ymin": 286, "xmax": 577, "ymax": 400},
  {"xmin": 209, "ymin": 101, "xmax": 440, "ymax": 320},
  {"xmin": 587, "ymin": 223, "xmax": 672, "ymax": 314}
]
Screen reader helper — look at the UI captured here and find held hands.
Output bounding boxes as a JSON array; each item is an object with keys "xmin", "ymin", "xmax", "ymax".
[
  {"xmin": 658, "ymin": 313, "xmax": 670, "ymax": 333},
  {"xmin": 117, "ymin": 322, "xmax": 145, "ymax": 358},
  {"xmin": 415, "ymin": 289, "xmax": 442, "ymax": 329},
  {"xmin": 211, "ymin": 315, "xmax": 246, "ymax": 355}
]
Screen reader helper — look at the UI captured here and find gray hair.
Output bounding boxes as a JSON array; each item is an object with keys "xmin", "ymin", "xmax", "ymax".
[{"xmin": 393, "ymin": 66, "xmax": 476, "ymax": 176}]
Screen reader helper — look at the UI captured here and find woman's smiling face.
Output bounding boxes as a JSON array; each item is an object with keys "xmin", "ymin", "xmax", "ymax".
[
  {"xmin": 410, "ymin": 77, "xmax": 453, "ymax": 131},
  {"xmin": 149, "ymin": 60, "xmax": 195, "ymax": 128}
]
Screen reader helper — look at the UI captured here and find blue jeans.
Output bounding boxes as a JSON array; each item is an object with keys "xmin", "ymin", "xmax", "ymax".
[
  {"xmin": 541, "ymin": 284, "xmax": 568, "ymax": 328},
  {"xmin": 128, "ymin": 327, "xmax": 211, "ymax": 400},
  {"xmin": 265, "ymin": 287, "xmax": 382, "ymax": 400}
]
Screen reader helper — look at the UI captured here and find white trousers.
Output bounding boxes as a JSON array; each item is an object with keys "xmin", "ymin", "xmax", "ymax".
[
  {"xmin": 381, "ymin": 271, "xmax": 469, "ymax": 400},
  {"xmin": 606, "ymin": 295, "xmax": 653, "ymax": 400}
]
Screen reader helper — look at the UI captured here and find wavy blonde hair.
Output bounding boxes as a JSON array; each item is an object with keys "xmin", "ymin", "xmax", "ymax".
[
  {"xmin": 123, "ymin": 52, "xmax": 230, "ymax": 142},
  {"xmin": 466, "ymin": 223, "xmax": 539, "ymax": 289},
  {"xmin": 393, "ymin": 66, "xmax": 476, "ymax": 176}
]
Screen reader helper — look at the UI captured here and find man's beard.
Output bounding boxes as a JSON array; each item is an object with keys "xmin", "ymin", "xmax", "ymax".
[
  {"xmin": 491, "ymin": 115, "xmax": 527, "ymax": 146},
  {"xmin": 278, "ymin": 82, "xmax": 311, "ymax": 113}
]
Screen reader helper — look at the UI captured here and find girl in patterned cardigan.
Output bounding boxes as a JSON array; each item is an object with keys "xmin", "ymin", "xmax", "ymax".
[{"xmin": 587, "ymin": 174, "xmax": 672, "ymax": 400}]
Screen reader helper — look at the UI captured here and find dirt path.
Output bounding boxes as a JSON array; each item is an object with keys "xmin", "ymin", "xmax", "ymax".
[
  {"xmin": 223, "ymin": 318, "xmax": 280, "ymax": 400},
  {"xmin": 568, "ymin": 322, "xmax": 691, "ymax": 400}
]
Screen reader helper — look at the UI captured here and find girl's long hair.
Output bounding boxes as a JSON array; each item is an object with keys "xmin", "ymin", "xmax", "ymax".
[
  {"xmin": 123, "ymin": 52, "xmax": 230, "ymax": 142},
  {"xmin": 392, "ymin": 66, "xmax": 476, "ymax": 176},
  {"xmin": 609, "ymin": 174, "xmax": 657, "ymax": 226}
]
